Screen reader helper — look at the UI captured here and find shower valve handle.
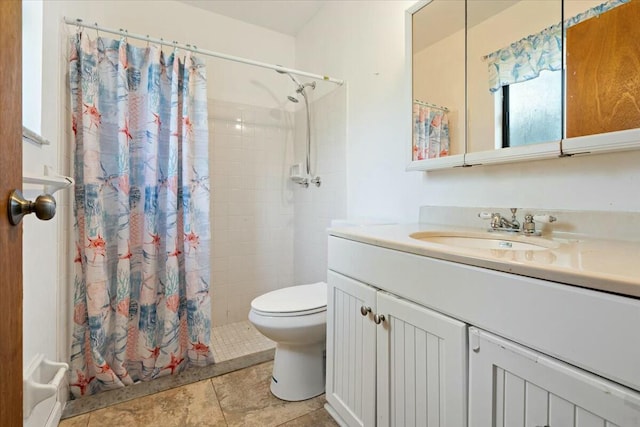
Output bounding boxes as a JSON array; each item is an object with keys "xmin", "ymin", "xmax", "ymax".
[{"xmin": 310, "ymin": 176, "xmax": 321, "ymax": 187}]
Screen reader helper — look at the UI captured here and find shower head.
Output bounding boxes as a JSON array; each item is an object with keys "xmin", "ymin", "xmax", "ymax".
[{"xmin": 287, "ymin": 96, "xmax": 299, "ymax": 103}]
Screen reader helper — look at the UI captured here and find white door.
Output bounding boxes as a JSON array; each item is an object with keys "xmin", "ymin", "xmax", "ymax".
[
  {"xmin": 326, "ymin": 271, "xmax": 378, "ymax": 427},
  {"xmin": 376, "ymin": 292, "xmax": 468, "ymax": 427},
  {"xmin": 469, "ymin": 327, "xmax": 640, "ymax": 427}
]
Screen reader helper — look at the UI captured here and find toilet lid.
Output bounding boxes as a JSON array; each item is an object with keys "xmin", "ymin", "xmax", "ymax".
[{"xmin": 251, "ymin": 282, "xmax": 327, "ymax": 314}]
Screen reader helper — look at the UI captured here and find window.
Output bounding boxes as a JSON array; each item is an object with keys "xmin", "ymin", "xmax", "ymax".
[{"xmin": 501, "ymin": 70, "xmax": 562, "ymax": 148}]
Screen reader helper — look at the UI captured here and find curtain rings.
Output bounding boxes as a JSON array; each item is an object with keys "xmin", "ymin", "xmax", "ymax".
[
  {"xmin": 94, "ymin": 22, "xmax": 99, "ymax": 39},
  {"xmin": 119, "ymin": 29, "xmax": 129, "ymax": 44}
]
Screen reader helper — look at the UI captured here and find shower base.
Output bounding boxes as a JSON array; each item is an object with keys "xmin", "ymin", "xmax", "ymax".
[{"xmin": 212, "ymin": 320, "xmax": 275, "ymax": 362}]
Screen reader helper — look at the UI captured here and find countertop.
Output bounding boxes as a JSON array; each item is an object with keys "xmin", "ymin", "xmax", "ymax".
[{"xmin": 328, "ymin": 223, "xmax": 640, "ymax": 298}]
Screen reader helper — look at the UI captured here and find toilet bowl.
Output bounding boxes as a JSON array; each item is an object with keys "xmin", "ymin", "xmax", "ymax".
[{"xmin": 248, "ymin": 282, "xmax": 327, "ymax": 401}]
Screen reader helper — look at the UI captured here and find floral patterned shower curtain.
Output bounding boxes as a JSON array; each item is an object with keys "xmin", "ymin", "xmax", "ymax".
[
  {"xmin": 68, "ymin": 33, "xmax": 212, "ymax": 397},
  {"xmin": 413, "ymin": 102, "xmax": 450, "ymax": 160}
]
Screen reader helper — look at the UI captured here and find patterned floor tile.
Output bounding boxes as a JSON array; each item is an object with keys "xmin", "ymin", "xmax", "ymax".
[
  {"xmin": 277, "ymin": 408, "xmax": 339, "ymax": 426},
  {"xmin": 212, "ymin": 361, "xmax": 325, "ymax": 427},
  {"xmin": 86, "ymin": 379, "xmax": 226, "ymax": 427},
  {"xmin": 58, "ymin": 413, "xmax": 90, "ymax": 427},
  {"xmin": 211, "ymin": 320, "xmax": 275, "ymax": 362}
]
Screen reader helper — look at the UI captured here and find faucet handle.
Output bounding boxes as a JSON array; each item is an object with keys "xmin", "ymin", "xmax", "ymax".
[
  {"xmin": 532, "ymin": 214, "xmax": 557, "ymax": 223},
  {"xmin": 478, "ymin": 212, "xmax": 492, "ymax": 220},
  {"xmin": 522, "ymin": 214, "xmax": 557, "ymax": 235},
  {"xmin": 523, "ymin": 214, "xmax": 537, "ymax": 235}
]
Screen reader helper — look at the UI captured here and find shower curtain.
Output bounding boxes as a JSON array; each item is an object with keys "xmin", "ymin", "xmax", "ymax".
[
  {"xmin": 413, "ymin": 103, "xmax": 450, "ymax": 160},
  {"xmin": 68, "ymin": 33, "xmax": 212, "ymax": 397}
]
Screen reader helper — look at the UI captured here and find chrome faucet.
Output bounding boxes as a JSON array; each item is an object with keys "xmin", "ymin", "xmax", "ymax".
[
  {"xmin": 489, "ymin": 208, "xmax": 520, "ymax": 232},
  {"xmin": 479, "ymin": 208, "xmax": 557, "ymax": 235}
]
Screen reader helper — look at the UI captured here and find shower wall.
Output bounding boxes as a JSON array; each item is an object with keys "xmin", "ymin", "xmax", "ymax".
[
  {"xmin": 293, "ymin": 86, "xmax": 348, "ymax": 285},
  {"xmin": 210, "ymin": 85, "xmax": 348, "ymax": 326},
  {"xmin": 209, "ymin": 101, "xmax": 296, "ymax": 326}
]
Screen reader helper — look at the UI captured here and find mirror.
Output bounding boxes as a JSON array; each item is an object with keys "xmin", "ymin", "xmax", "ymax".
[
  {"xmin": 410, "ymin": 0, "xmax": 465, "ymax": 167},
  {"xmin": 564, "ymin": 0, "xmax": 640, "ymax": 138},
  {"xmin": 408, "ymin": 0, "xmax": 640, "ymax": 171},
  {"xmin": 466, "ymin": 0, "xmax": 562, "ymax": 154}
]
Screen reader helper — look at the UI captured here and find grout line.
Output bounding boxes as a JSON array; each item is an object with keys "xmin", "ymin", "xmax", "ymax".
[{"xmin": 209, "ymin": 378, "xmax": 230, "ymax": 427}]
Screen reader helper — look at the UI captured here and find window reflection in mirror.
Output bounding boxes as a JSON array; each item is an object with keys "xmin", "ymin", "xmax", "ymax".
[
  {"xmin": 412, "ymin": 0, "xmax": 465, "ymax": 160},
  {"xmin": 502, "ymin": 70, "xmax": 562, "ymax": 147},
  {"xmin": 466, "ymin": 0, "xmax": 562, "ymax": 153}
]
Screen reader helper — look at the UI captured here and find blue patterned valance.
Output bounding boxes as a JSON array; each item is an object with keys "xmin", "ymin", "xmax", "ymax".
[
  {"xmin": 484, "ymin": 24, "xmax": 562, "ymax": 93},
  {"xmin": 484, "ymin": 0, "xmax": 630, "ymax": 93}
]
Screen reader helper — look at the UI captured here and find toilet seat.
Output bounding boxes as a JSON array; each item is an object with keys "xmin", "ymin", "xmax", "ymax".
[
  {"xmin": 251, "ymin": 306, "xmax": 326, "ymax": 317},
  {"xmin": 250, "ymin": 282, "xmax": 326, "ymax": 317}
]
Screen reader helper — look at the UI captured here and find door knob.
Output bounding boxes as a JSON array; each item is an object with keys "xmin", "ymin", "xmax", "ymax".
[{"xmin": 8, "ymin": 190, "xmax": 56, "ymax": 225}]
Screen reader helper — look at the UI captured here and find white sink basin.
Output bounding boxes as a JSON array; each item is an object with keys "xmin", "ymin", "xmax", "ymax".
[{"xmin": 410, "ymin": 231, "xmax": 559, "ymax": 251}]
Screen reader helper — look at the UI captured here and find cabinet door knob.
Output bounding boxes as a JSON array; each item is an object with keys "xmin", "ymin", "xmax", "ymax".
[
  {"xmin": 360, "ymin": 306, "xmax": 372, "ymax": 316},
  {"xmin": 374, "ymin": 314, "xmax": 386, "ymax": 324}
]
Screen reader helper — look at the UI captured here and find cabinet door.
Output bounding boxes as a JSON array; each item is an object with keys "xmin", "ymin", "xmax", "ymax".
[
  {"xmin": 326, "ymin": 271, "xmax": 378, "ymax": 427},
  {"xmin": 376, "ymin": 292, "xmax": 467, "ymax": 427},
  {"xmin": 469, "ymin": 327, "xmax": 640, "ymax": 427}
]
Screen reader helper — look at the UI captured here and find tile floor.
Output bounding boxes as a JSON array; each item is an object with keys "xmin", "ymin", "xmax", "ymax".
[
  {"xmin": 63, "ymin": 321, "xmax": 278, "ymax": 418},
  {"xmin": 211, "ymin": 320, "xmax": 275, "ymax": 362},
  {"xmin": 59, "ymin": 361, "xmax": 338, "ymax": 427}
]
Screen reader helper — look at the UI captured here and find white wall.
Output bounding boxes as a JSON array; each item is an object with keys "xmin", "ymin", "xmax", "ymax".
[{"xmin": 295, "ymin": 0, "xmax": 640, "ymax": 223}]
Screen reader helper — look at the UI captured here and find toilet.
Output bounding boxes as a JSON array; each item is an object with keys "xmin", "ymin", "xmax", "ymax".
[{"xmin": 248, "ymin": 282, "xmax": 327, "ymax": 401}]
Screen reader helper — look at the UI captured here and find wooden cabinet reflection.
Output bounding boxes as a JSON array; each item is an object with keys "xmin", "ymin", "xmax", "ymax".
[{"xmin": 566, "ymin": 0, "xmax": 640, "ymax": 138}]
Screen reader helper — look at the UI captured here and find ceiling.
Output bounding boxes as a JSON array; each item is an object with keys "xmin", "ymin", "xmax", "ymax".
[
  {"xmin": 413, "ymin": 0, "xmax": 520, "ymax": 53},
  {"xmin": 178, "ymin": 0, "xmax": 326, "ymax": 36}
]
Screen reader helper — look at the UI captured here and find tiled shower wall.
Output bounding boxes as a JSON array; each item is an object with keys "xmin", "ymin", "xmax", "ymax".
[
  {"xmin": 209, "ymin": 101, "xmax": 296, "ymax": 326},
  {"xmin": 209, "ymin": 86, "xmax": 347, "ymax": 327},
  {"xmin": 293, "ymin": 86, "xmax": 348, "ymax": 285}
]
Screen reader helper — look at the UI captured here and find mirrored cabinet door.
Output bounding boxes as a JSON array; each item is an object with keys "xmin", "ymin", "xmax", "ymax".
[
  {"xmin": 408, "ymin": 0, "xmax": 466, "ymax": 170},
  {"xmin": 565, "ymin": 0, "xmax": 640, "ymax": 138},
  {"xmin": 562, "ymin": 0, "xmax": 640, "ymax": 155},
  {"xmin": 466, "ymin": 0, "xmax": 563, "ymax": 154},
  {"xmin": 407, "ymin": 0, "xmax": 640, "ymax": 171}
]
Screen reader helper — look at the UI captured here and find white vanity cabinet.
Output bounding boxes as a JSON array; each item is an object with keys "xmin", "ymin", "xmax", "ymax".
[
  {"xmin": 469, "ymin": 327, "xmax": 640, "ymax": 427},
  {"xmin": 326, "ymin": 271, "xmax": 467, "ymax": 427},
  {"xmin": 326, "ymin": 234, "xmax": 640, "ymax": 427},
  {"xmin": 326, "ymin": 271, "xmax": 377, "ymax": 427}
]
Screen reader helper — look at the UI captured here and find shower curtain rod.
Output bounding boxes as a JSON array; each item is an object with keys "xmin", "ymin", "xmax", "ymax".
[
  {"xmin": 414, "ymin": 99, "xmax": 449, "ymax": 112},
  {"xmin": 64, "ymin": 17, "xmax": 345, "ymax": 86}
]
